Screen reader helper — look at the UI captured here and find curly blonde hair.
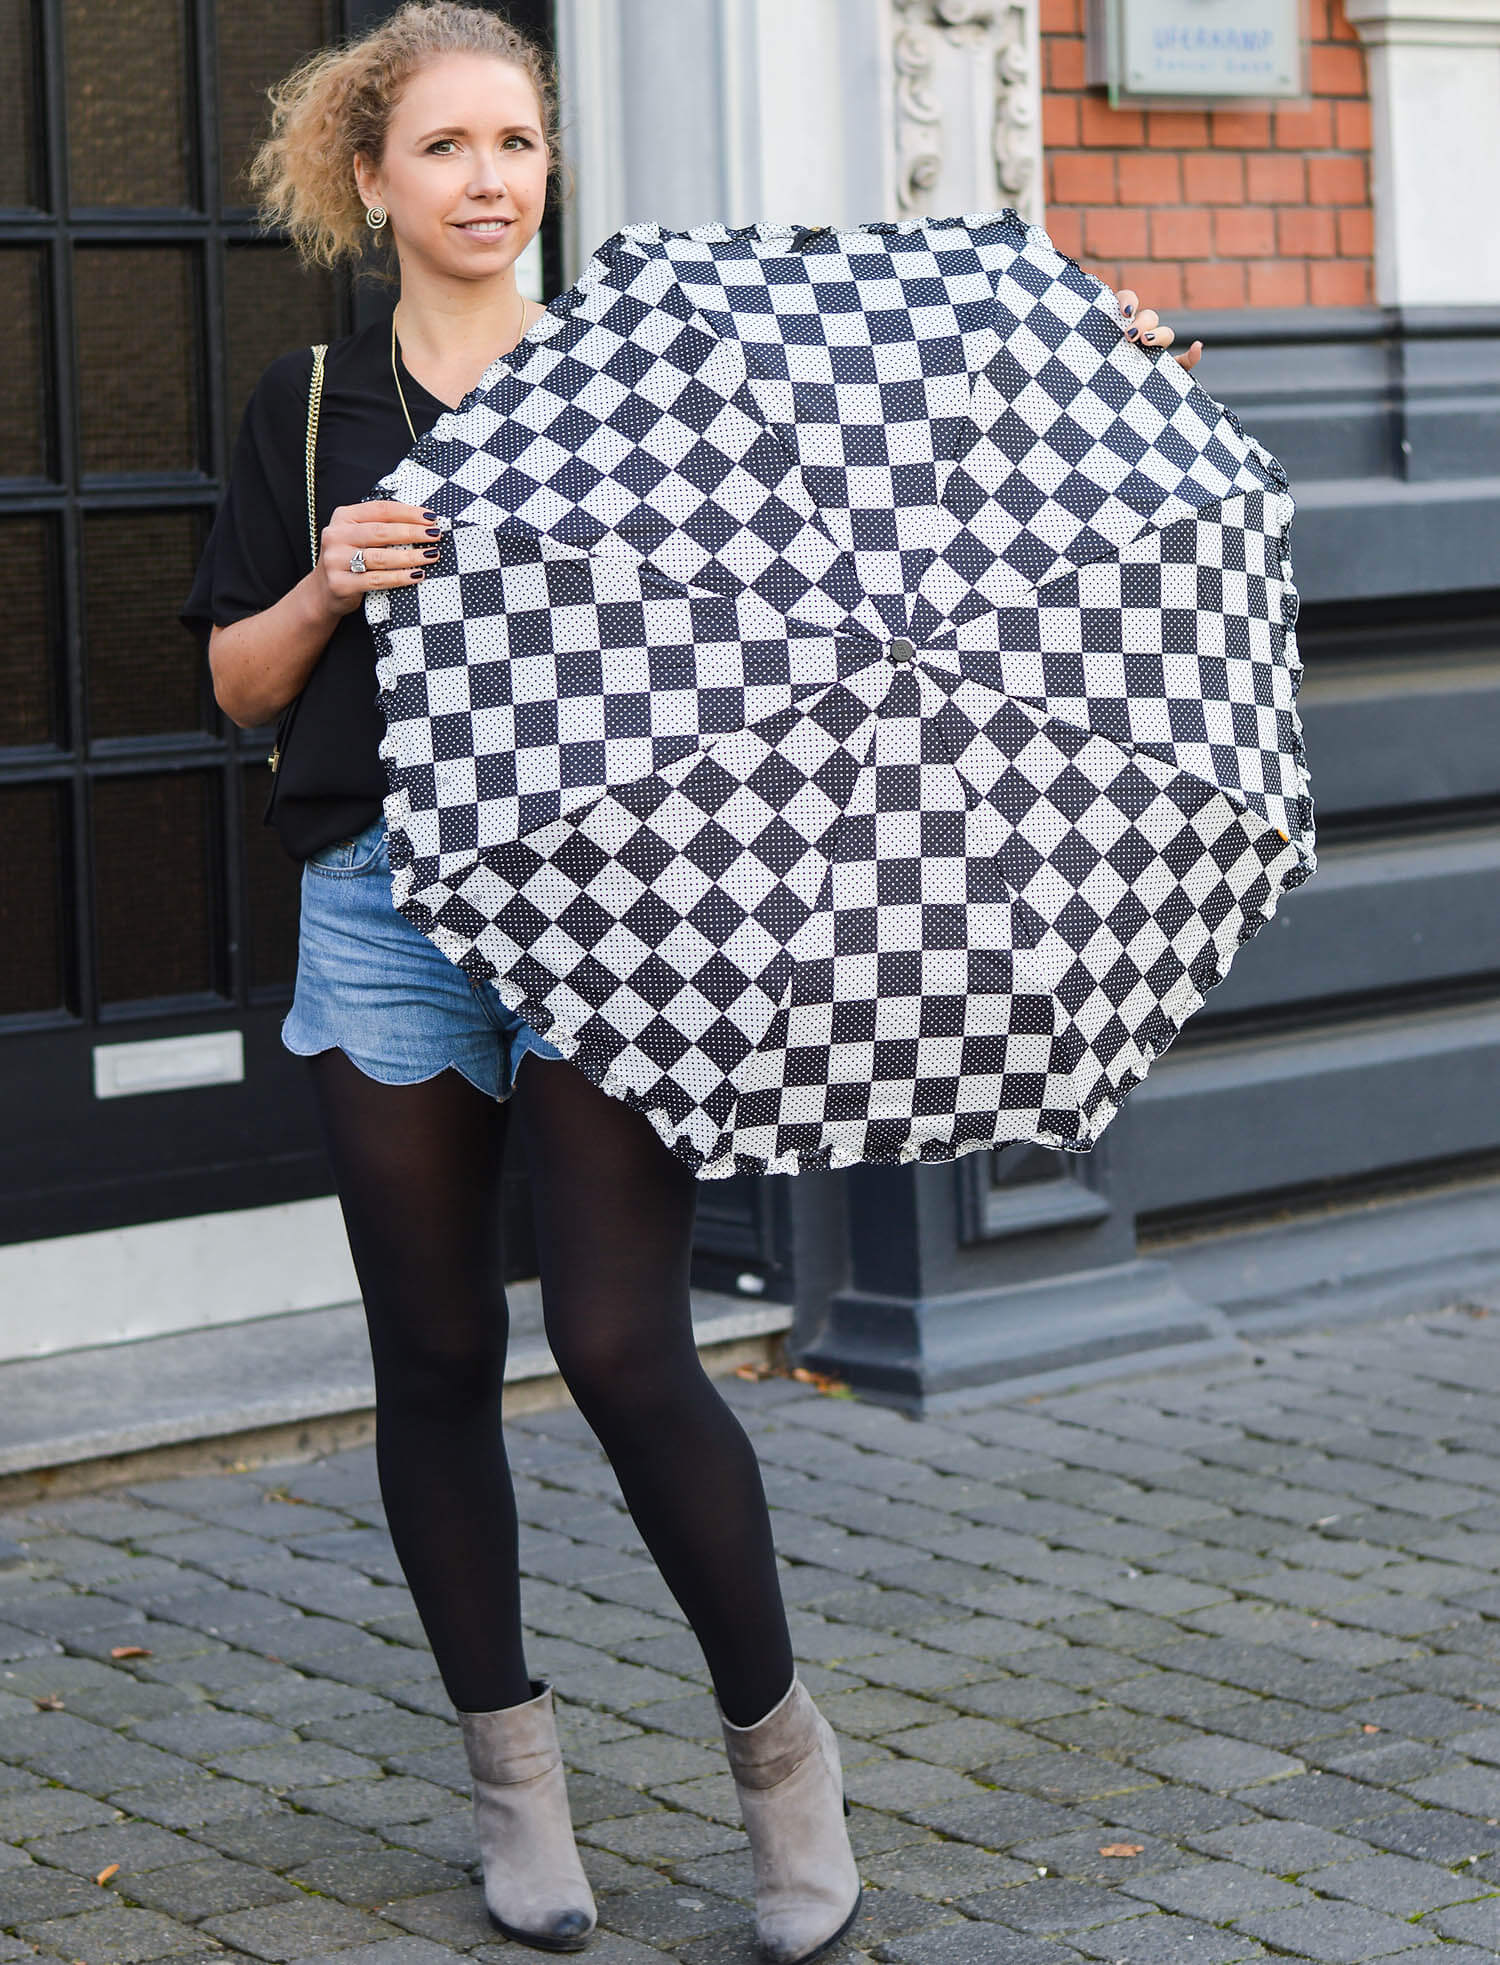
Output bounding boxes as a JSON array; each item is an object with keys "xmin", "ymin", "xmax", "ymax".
[{"xmin": 249, "ymin": 0, "xmax": 568, "ymax": 271}]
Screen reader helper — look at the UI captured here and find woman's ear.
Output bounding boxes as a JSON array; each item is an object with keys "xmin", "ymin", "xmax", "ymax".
[{"xmin": 352, "ymin": 151, "xmax": 381, "ymax": 210}]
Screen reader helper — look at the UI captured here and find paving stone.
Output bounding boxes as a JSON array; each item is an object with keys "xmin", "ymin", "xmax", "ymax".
[
  {"xmin": 200, "ymin": 1898, "xmax": 394, "ymax": 1958},
  {"xmin": 1298, "ymin": 1849, "xmax": 1486, "ymax": 1914},
  {"xmin": 283, "ymin": 1775, "xmax": 455, "ymax": 1827},
  {"xmin": 957, "ymin": 1877, "xmax": 1141, "ymax": 1932},
  {"xmin": 1136, "ymin": 1736, "xmax": 1303, "ymax": 1791},
  {"xmin": 1068, "ymin": 1914, "xmax": 1266, "ymax": 1962},
  {"xmin": 860, "ymin": 1841, "xmax": 1034, "ymax": 1900},
  {"xmin": 0, "ymin": 1784, "xmax": 117, "ymax": 1837},
  {"xmin": 1187, "ymin": 1819, "xmax": 1376, "ymax": 1874},
  {"xmin": 1422, "ymin": 1898, "xmax": 1500, "ymax": 1943},
  {"xmin": 1357, "ymin": 1808, "xmax": 1500, "ymax": 1864},
  {"xmin": 19, "ymin": 1905, "xmax": 206, "ymax": 1960},
  {"xmin": 121, "ymin": 1855, "xmax": 300, "ymax": 1917},
  {"xmin": 1233, "ymin": 1900, "xmax": 1439, "ymax": 1959},
  {"xmin": 1402, "ymin": 1762, "xmax": 1500, "ymax": 1816},
  {"xmin": 596, "ymin": 1884, "xmax": 750, "ymax": 1944},
  {"xmin": 190, "ymin": 1810, "xmax": 383, "ymax": 1870},
  {"xmin": 871, "ymin": 1927, "xmax": 1085, "ymax": 1965},
  {"xmin": 1121, "ymin": 1859, "xmax": 1310, "ymax": 1919},
  {"xmin": 0, "ymin": 1863, "xmax": 109, "ymax": 1922},
  {"xmin": 286, "ymin": 1945, "xmax": 469, "ymax": 1965},
  {"xmin": 283, "ymin": 1848, "xmax": 466, "ymax": 1906}
]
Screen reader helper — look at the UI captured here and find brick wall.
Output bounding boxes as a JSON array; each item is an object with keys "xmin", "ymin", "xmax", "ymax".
[{"xmin": 1040, "ymin": 0, "xmax": 1374, "ymax": 310}]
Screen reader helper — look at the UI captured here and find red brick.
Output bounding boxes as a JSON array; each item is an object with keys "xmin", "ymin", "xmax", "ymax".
[
  {"xmin": 1182, "ymin": 152, "xmax": 1245, "ymax": 204},
  {"xmin": 1309, "ymin": 42, "xmax": 1367, "ymax": 94},
  {"xmin": 1150, "ymin": 208, "xmax": 1214, "ymax": 259},
  {"xmin": 1039, "ymin": 0, "xmax": 1081, "ymax": 31},
  {"xmin": 1338, "ymin": 206, "xmax": 1374, "ymax": 256},
  {"xmin": 1148, "ymin": 110, "xmax": 1210, "ymax": 147},
  {"xmin": 1328, "ymin": 0, "xmax": 1361, "ymax": 40},
  {"xmin": 1117, "ymin": 261, "xmax": 1184, "ymax": 312},
  {"xmin": 1186, "ymin": 261, "xmax": 1246, "ymax": 308},
  {"xmin": 1042, "ymin": 92, "xmax": 1080, "ymax": 148},
  {"xmin": 1336, "ymin": 99, "xmax": 1372, "ymax": 150},
  {"xmin": 1047, "ymin": 35, "xmax": 1087, "ymax": 88},
  {"xmin": 1212, "ymin": 109, "xmax": 1271, "ymax": 147},
  {"xmin": 1247, "ymin": 154, "xmax": 1306, "ymax": 204},
  {"xmin": 1276, "ymin": 100, "xmax": 1332, "ymax": 148},
  {"xmin": 1304, "ymin": 0, "xmax": 1331, "ymax": 34},
  {"xmin": 1045, "ymin": 209, "xmax": 1085, "ymax": 259},
  {"xmin": 1214, "ymin": 207, "xmax": 1276, "ymax": 257},
  {"xmin": 1052, "ymin": 152, "xmax": 1117, "ymax": 203},
  {"xmin": 1080, "ymin": 94, "xmax": 1144, "ymax": 145},
  {"xmin": 1309, "ymin": 154, "xmax": 1368, "ymax": 205},
  {"xmin": 1309, "ymin": 259, "xmax": 1372, "ymax": 304},
  {"xmin": 1118, "ymin": 153, "xmax": 1182, "ymax": 204},
  {"xmin": 1277, "ymin": 207, "xmax": 1337, "ymax": 256},
  {"xmin": 1249, "ymin": 260, "xmax": 1310, "ymax": 308},
  {"xmin": 1084, "ymin": 260, "xmax": 1122, "ymax": 293},
  {"xmin": 1085, "ymin": 206, "xmax": 1149, "ymax": 257}
]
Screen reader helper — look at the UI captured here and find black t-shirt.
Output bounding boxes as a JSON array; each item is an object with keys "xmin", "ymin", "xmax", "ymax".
[{"xmin": 182, "ymin": 317, "xmax": 450, "ymax": 861}]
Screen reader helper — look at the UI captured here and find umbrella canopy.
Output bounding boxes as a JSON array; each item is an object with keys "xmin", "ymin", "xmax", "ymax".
[{"xmin": 368, "ymin": 212, "xmax": 1314, "ymax": 1179}]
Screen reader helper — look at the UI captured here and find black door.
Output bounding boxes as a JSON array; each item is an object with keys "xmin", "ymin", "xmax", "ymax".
[{"xmin": 0, "ymin": 0, "xmax": 787, "ymax": 1306}]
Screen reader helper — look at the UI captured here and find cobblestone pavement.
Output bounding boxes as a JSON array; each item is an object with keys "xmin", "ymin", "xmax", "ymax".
[{"xmin": 4, "ymin": 1305, "xmax": 1500, "ymax": 1965}]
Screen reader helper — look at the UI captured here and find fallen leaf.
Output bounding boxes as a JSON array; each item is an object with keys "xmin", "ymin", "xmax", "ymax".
[
  {"xmin": 1098, "ymin": 1843, "xmax": 1143, "ymax": 1858},
  {"xmin": 265, "ymin": 1485, "xmax": 313, "ymax": 1506},
  {"xmin": 32, "ymin": 1693, "xmax": 64, "ymax": 1711},
  {"xmin": 1362, "ymin": 1723, "xmax": 1380, "ymax": 1734},
  {"xmin": 110, "ymin": 1645, "xmax": 151, "ymax": 1660},
  {"xmin": 94, "ymin": 1863, "xmax": 119, "ymax": 1886}
]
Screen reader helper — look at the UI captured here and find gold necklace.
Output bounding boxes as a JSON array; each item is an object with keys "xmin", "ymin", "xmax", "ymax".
[{"xmin": 391, "ymin": 286, "xmax": 528, "ymax": 442}]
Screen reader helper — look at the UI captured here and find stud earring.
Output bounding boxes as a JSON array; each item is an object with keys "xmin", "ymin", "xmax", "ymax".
[{"xmin": 365, "ymin": 205, "xmax": 388, "ymax": 231}]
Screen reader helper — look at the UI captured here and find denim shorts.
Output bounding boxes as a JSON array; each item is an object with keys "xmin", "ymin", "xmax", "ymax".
[{"xmin": 280, "ymin": 814, "xmax": 567, "ymax": 1102}]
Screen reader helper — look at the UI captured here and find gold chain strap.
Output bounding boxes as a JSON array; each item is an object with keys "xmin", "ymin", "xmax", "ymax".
[
  {"xmin": 269, "ymin": 342, "xmax": 328, "ymax": 778},
  {"xmin": 305, "ymin": 341, "xmax": 328, "ymax": 570}
]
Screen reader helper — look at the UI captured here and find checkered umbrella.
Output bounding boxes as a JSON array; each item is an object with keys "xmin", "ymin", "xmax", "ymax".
[{"xmin": 367, "ymin": 212, "xmax": 1315, "ymax": 1179}]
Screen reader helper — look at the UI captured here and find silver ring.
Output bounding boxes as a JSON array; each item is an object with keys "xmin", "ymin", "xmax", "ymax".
[{"xmin": 349, "ymin": 549, "xmax": 366, "ymax": 575}]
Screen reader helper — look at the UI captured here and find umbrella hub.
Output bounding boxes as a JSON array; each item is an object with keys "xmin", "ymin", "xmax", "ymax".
[{"xmin": 888, "ymin": 637, "xmax": 916, "ymax": 665}]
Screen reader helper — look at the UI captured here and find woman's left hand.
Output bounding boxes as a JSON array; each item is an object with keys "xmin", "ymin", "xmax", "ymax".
[{"xmin": 1117, "ymin": 289, "xmax": 1203, "ymax": 371}]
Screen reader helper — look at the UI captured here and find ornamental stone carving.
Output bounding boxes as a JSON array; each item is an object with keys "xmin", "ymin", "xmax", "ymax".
[{"xmin": 892, "ymin": 0, "xmax": 1044, "ymax": 223}]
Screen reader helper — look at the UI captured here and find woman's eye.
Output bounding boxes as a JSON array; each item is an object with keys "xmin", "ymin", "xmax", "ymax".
[{"xmin": 428, "ymin": 140, "xmax": 457, "ymax": 154}]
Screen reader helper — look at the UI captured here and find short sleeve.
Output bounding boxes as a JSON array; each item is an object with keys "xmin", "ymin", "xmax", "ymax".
[{"xmin": 181, "ymin": 348, "xmax": 314, "ymax": 651}]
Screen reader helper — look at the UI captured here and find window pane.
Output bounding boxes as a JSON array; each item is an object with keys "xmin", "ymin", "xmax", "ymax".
[
  {"xmin": 0, "ymin": 0, "xmax": 40, "ymax": 209},
  {"xmin": 0, "ymin": 517, "xmax": 61, "ymax": 748},
  {"xmin": 64, "ymin": 0, "xmax": 190, "ymax": 208},
  {"xmin": 1, "ymin": 247, "xmax": 49, "ymax": 479},
  {"xmin": 216, "ymin": 0, "xmax": 328, "ymax": 209},
  {"xmin": 0, "ymin": 785, "xmax": 67, "ymax": 1015},
  {"xmin": 75, "ymin": 247, "xmax": 199, "ymax": 475},
  {"xmin": 224, "ymin": 245, "xmax": 337, "ymax": 426},
  {"xmin": 93, "ymin": 773, "xmax": 218, "ymax": 1003},
  {"xmin": 241, "ymin": 761, "xmax": 301, "ymax": 990},
  {"xmin": 85, "ymin": 511, "xmax": 209, "ymax": 739}
]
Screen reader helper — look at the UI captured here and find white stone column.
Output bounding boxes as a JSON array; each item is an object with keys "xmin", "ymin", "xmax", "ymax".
[
  {"xmin": 1344, "ymin": 0, "xmax": 1500, "ymax": 306},
  {"xmin": 553, "ymin": 0, "xmax": 1043, "ymax": 281}
]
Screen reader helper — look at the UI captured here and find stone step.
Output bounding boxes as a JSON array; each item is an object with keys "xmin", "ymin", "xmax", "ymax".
[{"xmin": 0, "ymin": 1283, "xmax": 793, "ymax": 1498}]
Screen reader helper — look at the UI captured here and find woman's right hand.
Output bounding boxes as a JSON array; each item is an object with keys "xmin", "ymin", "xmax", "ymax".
[{"xmin": 315, "ymin": 499, "xmax": 445, "ymax": 616}]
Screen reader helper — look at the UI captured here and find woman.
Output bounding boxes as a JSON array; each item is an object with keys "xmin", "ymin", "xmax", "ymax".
[{"xmin": 185, "ymin": 6, "xmax": 1200, "ymax": 1957}]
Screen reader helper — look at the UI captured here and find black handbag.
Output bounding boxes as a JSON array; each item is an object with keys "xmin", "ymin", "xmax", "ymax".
[{"xmin": 263, "ymin": 341, "xmax": 328, "ymax": 818}]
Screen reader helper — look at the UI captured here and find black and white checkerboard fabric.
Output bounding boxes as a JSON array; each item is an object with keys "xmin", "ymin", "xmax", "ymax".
[{"xmin": 367, "ymin": 211, "xmax": 1314, "ymax": 1179}]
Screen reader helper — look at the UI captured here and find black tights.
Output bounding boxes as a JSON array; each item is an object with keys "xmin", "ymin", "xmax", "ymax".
[{"xmin": 304, "ymin": 1045, "xmax": 796, "ymax": 1727}]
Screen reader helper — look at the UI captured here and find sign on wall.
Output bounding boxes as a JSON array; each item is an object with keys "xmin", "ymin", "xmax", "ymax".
[{"xmin": 1087, "ymin": 0, "xmax": 1305, "ymax": 102}]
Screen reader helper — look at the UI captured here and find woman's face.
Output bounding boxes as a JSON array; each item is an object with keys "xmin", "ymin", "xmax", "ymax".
[{"xmin": 356, "ymin": 52, "xmax": 548, "ymax": 284}]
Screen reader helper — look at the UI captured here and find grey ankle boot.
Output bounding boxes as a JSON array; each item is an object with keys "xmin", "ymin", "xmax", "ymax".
[
  {"xmin": 457, "ymin": 1676, "xmax": 597, "ymax": 1952},
  {"xmin": 718, "ymin": 1673, "xmax": 862, "ymax": 1964}
]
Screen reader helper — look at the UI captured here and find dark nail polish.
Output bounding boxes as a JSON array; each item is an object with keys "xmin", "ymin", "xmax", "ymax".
[
  {"xmin": 425, "ymin": 526, "xmax": 442, "ymax": 537},
  {"xmin": 422, "ymin": 509, "xmax": 438, "ymax": 521},
  {"xmin": 423, "ymin": 546, "xmax": 441, "ymax": 558},
  {"xmin": 1125, "ymin": 325, "xmax": 1139, "ymax": 339},
  {"xmin": 411, "ymin": 568, "xmax": 426, "ymax": 580}
]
